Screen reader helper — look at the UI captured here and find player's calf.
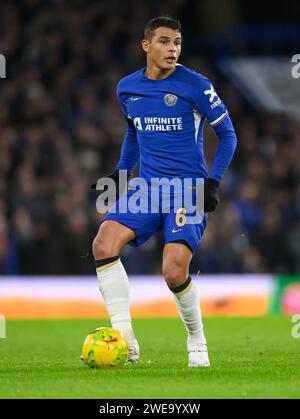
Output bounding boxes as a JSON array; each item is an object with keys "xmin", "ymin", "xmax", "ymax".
[{"xmin": 93, "ymin": 221, "xmax": 139, "ymax": 360}]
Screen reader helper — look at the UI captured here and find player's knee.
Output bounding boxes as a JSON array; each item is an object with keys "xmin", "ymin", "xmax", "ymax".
[
  {"xmin": 92, "ymin": 234, "xmax": 115, "ymax": 260},
  {"xmin": 92, "ymin": 236, "xmax": 106, "ymax": 260},
  {"xmin": 163, "ymin": 262, "xmax": 187, "ymax": 289}
]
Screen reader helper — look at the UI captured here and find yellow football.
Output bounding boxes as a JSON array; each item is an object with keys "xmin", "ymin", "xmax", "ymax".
[{"xmin": 81, "ymin": 327, "xmax": 128, "ymax": 368}]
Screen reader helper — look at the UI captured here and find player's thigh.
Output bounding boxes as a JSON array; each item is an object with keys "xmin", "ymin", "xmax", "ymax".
[
  {"xmin": 105, "ymin": 191, "xmax": 162, "ymax": 248},
  {"xmin": 92, "ymin": 220, "xmax": 136, "ymax": 259},
  {"xmin": 163, "ymin": 209, "xmax": 207, "ymax": 258},
  {"xmin": 162, "ymin": 241, "xmax": 193, "ymax": 287}
]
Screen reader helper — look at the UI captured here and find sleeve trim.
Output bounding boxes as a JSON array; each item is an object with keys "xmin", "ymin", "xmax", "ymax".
[{"xmin": 210, "ymin": 111, "xmax": 228, "ymax": 126}]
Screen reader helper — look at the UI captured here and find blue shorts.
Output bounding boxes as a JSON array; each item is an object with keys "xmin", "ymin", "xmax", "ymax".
[{"xmin": 102, "ymin": 180, "xmax": 208, "ymax": 255}]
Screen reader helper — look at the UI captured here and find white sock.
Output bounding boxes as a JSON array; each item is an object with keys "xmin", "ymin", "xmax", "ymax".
[
  {"xmin": 172, "ymin": 279, "xmax": 207, "ymax": 350},
  {"xmin": 96, "ymin": 257, "xmax": 136, "ymax": 346}
]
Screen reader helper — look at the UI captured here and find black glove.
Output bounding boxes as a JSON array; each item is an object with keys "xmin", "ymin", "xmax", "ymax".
[
  {"xmin": 204, "ymin": 178, "xmax": 219, "ymax": 212},
  {"xmin": 91, "ymin": 170, "xmax": 130, "ymax": 201}
]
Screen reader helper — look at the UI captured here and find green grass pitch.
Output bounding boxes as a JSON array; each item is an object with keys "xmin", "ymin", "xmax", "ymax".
[{"xmin": 0, "ymin": 316, "xmax": 299, "ymax": 398}]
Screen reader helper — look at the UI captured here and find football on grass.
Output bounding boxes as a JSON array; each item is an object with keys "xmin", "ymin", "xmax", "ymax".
[{"xmin": 81, "ymin": 327, "xmax": 128, "ymax": 368}]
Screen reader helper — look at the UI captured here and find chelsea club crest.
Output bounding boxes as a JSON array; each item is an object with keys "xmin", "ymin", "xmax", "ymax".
[{"xmin": 164, "ymin": 93, "xmax": 178, "ymax": 107}]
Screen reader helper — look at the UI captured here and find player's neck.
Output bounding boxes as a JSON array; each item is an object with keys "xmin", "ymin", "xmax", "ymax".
[{"xmin": 144, "ymin": 64, "xmax": 176, "ymax": 80}]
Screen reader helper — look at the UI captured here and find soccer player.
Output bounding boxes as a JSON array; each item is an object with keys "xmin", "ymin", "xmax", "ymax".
[{"xmin": 92, "ymin": 17, "xmax": 237, "ymax": 367}]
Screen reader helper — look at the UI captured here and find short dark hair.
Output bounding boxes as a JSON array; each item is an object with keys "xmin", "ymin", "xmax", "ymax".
[{"xmin": 144, "ymin": 16, "xmax": 181, "ymax": 40}]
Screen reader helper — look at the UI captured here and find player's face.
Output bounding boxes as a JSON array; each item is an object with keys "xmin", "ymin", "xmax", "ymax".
[{"xmin": 142, "ymin": 27, "xmax": 182, "ymax": 71}]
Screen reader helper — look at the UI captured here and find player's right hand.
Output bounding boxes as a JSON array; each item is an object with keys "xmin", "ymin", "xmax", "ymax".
[
  {"xmin": 91, "ymin": 170, "xmax": 120, "ymax": 190},
  {"xmin": 91, "ymin": 170, "xmax": 130, "ymax": 201}
]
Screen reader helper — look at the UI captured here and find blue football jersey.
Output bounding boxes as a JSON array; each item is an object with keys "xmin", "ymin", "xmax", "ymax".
[{"xmin": 116, "ymin": 64, "xmax": 229, "ymax": 180}]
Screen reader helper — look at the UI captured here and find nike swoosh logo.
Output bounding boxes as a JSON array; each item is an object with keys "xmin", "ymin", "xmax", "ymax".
[
  {"xmin": 130, "ymin": 97, "xmax": 142, "ymax": 101},
  {"xmin": 172, "ymin": 228, "xmax": 182, "ymax": 233}
]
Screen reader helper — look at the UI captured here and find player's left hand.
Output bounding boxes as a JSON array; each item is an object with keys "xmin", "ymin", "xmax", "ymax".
[{"xmin": 204, "ymin": 178, "xmax": 219, "ymax": 212}]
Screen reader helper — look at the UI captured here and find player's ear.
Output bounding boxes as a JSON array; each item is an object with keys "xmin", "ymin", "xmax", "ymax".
[{"xmin": 141, "ymin": 39, "xmax": 150, "ymax": 53}]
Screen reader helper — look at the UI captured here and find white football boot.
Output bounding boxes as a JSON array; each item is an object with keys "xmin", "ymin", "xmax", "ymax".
[
  {"xmin": 188, "ymin": 342, "xmax": 210, "ymax": 367},
  {"xmin": 127, "ymin": 339, "xmax": 140, "ymax": 363}
]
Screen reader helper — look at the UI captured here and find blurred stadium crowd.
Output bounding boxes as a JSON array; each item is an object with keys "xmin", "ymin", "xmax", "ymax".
[{"xmin": 0, "ymin": 0, "xmax": 299, "ymax": 275}]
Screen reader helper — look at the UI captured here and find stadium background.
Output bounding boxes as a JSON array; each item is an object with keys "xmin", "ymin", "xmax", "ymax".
[{"xmin": 0, "ymin": 0, "xmax": 299, "ymax": 318}]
